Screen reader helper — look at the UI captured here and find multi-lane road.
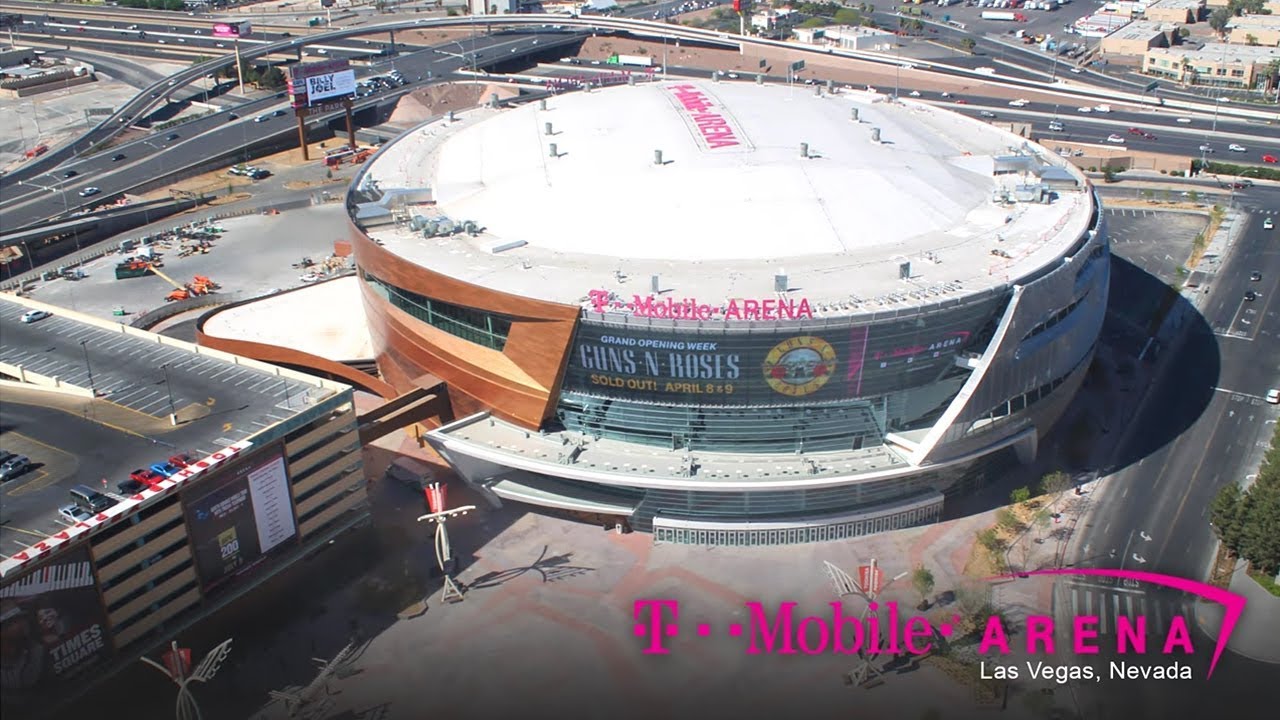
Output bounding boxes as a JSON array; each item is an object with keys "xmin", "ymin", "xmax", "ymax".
[{"xmin": 1058, "ymin": 186, "xmax": 1280, "ymax": 718}]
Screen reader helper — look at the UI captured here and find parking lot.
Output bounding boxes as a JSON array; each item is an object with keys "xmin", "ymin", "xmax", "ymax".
[
  {"xmin": 1106, "ymin": 207, "xmax": 1208, "ymax": 287},
  {"xmin": 0, "ymin": 398, "xmax": 175, "ymax": 554},
  {"xmin": 23, "ymin": 203, "xmax": 352, "ymax": 322}
]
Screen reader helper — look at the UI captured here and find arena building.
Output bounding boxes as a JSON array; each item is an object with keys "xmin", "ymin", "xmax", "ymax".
[{"xmin": 344, "ymin": 78, "xmax": 1109, "ymax": 546}]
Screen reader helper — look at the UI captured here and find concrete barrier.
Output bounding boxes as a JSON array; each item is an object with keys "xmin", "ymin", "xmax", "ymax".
[{"xmin": 0, "ymin": 361, "xmax": 94, "ymax": 399}]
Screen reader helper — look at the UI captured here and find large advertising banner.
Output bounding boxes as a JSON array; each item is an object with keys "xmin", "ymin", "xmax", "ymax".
[
  {"xmin": 212, "ymin": 21, "xmax": 251, "ymax": 38},
  {"xmin": 182, "ymin": 445, "xmax": 298, "ymax": 596},
  {"xmin": 562, "ymin": 297, "xmax": 1005, "ymax": 406},
  {"xmin": 0, "ymin": 544, "xmax": 113, "ymax": 710},
  {"xmin": 287, "ymin": 59, "xmax": 355, "ymax": 109}
]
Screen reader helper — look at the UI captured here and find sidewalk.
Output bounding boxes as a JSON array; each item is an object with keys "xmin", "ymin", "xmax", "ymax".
[{"xmin": 1195, "ymin": 561, "xmax": 1280, "ymax": 664}]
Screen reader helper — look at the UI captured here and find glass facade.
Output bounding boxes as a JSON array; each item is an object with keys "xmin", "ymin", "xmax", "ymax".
[
  {"xmin": 361, "ymin": 270, "xmax": 512, "ymax": 351},
  {"xmin": 554, "ymin": 296, "xmax": 1008, "ymax": 454}
]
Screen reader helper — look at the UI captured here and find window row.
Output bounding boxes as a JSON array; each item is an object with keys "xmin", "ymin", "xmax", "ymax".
[
  {"xmin": 361, "ymin": 270, "xmax": 512, "ymax": 351},
  {"xmin": 1023, "ymin": 290, "xmax": 1089, "ymax": 342}
]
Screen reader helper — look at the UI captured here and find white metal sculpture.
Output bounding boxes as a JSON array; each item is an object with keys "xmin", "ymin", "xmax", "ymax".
[
  {"xmin": 823, "ymin": 558, "xmax": 908, "ymax": 688},
  {"xmin": 417, "ymin": 484, "xmax": 475, "ymax": 604},
  {"xmin": 139, "ymin": 639, "xmax": 233, "ymax": 720},
  {"xmin": 268, "ymin": 641, "xmax": 356, "ymax": 718}
]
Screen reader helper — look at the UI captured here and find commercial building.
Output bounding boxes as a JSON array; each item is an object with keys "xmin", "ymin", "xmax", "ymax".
[
  {"xmin": 0, "ymin": 294, "xmax": 366, "ymax": 719},
  {"xmin": 1142, "ymin": 0, "xmax": 1203, "ymax": 24},
  {"xmin": 1101, "ymin": 20, "xmax": 1176, "ymax": 55},
  {"xmin": 1227, "ymin": 15, "xmax": 1280, "ymax": 47},
  {"xmin": 793, "ymin": 24, "xmax": 896, "ymax": 51},
  {"xmin": 1143, "ymin": 42, "xmax": 1280, "ymax": 87},
  {"xmin": 750, "ymin": 8, "xmax": 797, "ymax": 32},
  {"xmin": 341, "ymin": 79, "xmax": 1108, "ymax": 546},
  {"xmin": 1073, "ymin": 13, "xmax": 1133, "ymax": 38}
]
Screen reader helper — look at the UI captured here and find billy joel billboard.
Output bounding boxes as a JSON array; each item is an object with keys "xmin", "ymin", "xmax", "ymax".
[
  {"xmin": 561, "ymin": 298, "xmax": 1005, "ymax": 406},
  {"xmin": 182, "ymin": 444, "xmax": 298, "ymax": 596},
  {"xmin": 0, "ymin": 544, "xmax": 113, "ymax": 713},
  {"xmin": 287, "ymin": 59, "xmax": 356, "ymax": 109}
]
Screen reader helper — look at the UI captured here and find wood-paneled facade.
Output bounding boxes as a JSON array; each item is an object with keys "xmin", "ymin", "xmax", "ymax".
[{"xmin": 350, "ymin": 221, "xmax": 581, "ymax": 429}]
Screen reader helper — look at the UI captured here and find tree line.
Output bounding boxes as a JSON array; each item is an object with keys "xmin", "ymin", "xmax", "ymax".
[{"xmin": 1210, "ymin": 422, "xmax": 1280, "ymax": 577}]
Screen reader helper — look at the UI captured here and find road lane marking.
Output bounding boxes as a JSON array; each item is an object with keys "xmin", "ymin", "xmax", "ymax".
[
  {"xmin": 1, "ymin": 525, "xmax": 51, "ymax": 538},
  {"xmin": 1212, "ymin": 388, "xmax": 1264, "ymax": 400},
  {"xmin": 1155, "ymin": 406, "xmax": 1227, "ymax": 564}
]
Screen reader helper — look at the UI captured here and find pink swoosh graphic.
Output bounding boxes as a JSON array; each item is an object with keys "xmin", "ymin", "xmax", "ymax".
[{"xmin": 985, "ymin": 568, "xmax": 1246, "ymax": 679}]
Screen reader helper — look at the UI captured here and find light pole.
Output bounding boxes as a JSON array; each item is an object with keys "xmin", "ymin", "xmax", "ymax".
[
  {"xmin": 140, "ymin": 639, "xmax": 233, "ymax": 720},
  {"xmin": 162, "ymin": 363, "xmax": 178, "ymax": 426},
  {"xmin": 80, "ymin": 339, "xmax": 96, "ymax": 397},
  {"xmin": 417, "ymin": 482, "xmax": 475, "ymax": 604}
]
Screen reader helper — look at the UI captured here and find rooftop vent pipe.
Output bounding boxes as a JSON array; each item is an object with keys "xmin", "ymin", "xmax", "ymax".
[
  {"xmin": 870, "ymin": 127, "xmax": 881, "ymax": 143},
  {"xmin": 549, "ymin": 143, "xmax": 558, "ymax": 158},
  {"xmin": 851, "ymin": 108, "xmax": 859, "ymax": 122},
  {"xmin": 800, "ymin": 142, "xmax": 810, "ymax": 158},
  {"xmin": 654, "ymin": 149, "xmax": 664, "ymax": 166},
  {"xmin": 545, "ymin": 122, "xmax": 553, "ymax": 136}
]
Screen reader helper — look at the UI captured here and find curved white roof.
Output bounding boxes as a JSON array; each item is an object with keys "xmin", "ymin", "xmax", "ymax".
[{"xmin": 359, "ymin": 80, "xmax": 1094, "ymax": 315}]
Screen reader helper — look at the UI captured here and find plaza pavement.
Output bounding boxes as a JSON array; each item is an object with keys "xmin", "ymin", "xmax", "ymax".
[{"xmin": 223, "ymin": 422, "xmax": 1069, "ymax": 720}]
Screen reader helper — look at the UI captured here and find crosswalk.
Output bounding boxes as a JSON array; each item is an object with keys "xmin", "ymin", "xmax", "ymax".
[{"xmin": 1064, "ymin": 580, "xmax": 1189, "ymax": 636}]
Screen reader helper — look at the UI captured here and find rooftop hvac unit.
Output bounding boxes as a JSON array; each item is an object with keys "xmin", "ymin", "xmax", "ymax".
[
  {"xmin": 549, "ymin": 143, "xmax": 558, "ymax": 158},
  {"xmin": 899, "ymin": 262, "xmax": 911, "ymax": 280},
  {"xmin": 851, "ymin": 108, "xmax": 859, "ymax": 122},
  {"xmin": 654, "ymin": 149, "xmax": 664, "ymax": 166},
  {"xmin": 870, "ymin": 128, "xmax": 881, "ymax": 143},
  {"xmin": 774, "ymin": 272, "xmax": 788, "ymax": 292},
  {"xmin": 757, "ymin": 74, "xmax": 764, "ymax": 85},
  {"xmin": 800, "ymin": 143, "xmax": 809, "ymax": 158},
  {"xmin": 462, "ymin": 220, "xmax": 480, "ymax": 235},
  {"xmin": 650, "ymin": 274, "xmax": 661, "ymax": 293},
  {"xmin": 545, "ymin": 122, "xmax": 553, "ymax": 136}
]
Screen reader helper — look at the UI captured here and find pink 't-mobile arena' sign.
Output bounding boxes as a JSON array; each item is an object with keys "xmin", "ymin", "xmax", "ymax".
[
  {"xmin": 666, "ymin": 84, "xmax": 747, "ymax": 152},
  {"xmin": 588, "ymin": 290, "xmax": 813, "ymax": 322}
]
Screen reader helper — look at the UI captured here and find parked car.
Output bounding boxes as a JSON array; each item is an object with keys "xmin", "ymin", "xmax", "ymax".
[
  {"xmin": 130, "ymin": 468, "xmax": 164, "ymax": 485},
  {"xmin": 0, "ymin": 456, "xmax": 31, "ymax": 482},
  {"xmin": 1267, "ymin": 388, "xmax": 1280, "ymax": 405},
  {"xmin": 20, "ymin": 309, "xmax": 51, "ymax": 324},
  {"xmin": 0, "ymin": 450, "xmax": 14, "ymax": 466},
  {"xmin": 168, "ymin": 454, "xmax": 196, "ymax": 468},
  {"xmin": 118, "ymin": 479, "xmax": 149, "ymax": 495},
  {"xmin": 150, "ymin": 462, "xmax": 181, "ymax": 478},
  {"xmin": 59, "ymin": 504, "xmax": 94, "ymax": 524}
]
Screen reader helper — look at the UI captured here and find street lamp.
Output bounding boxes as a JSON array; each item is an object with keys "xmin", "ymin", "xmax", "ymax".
[
  {"xmin": 417, "ymin": 482, "xmax": 475, "ymax": 604},
  {"xmin": 80, "ymin": 339, "xmax": 97, "ymax": 397},
  {"xmin": 162, "ymin": 363, "xmax": 178, "ymax": 426}
]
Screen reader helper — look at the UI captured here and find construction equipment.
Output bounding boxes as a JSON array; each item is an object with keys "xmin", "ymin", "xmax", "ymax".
[
  {"xmin": 165, "ymin": 290, "xmax": 190, "ymax": 302},
  {"xmin": 115, "ymin": 260, "xmax": 154, "ymax": 280}
]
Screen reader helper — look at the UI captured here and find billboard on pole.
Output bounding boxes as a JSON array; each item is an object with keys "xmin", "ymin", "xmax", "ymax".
[
  {"xmin": 287, "ymin": 59, "xmax": 356, "ymax": 109},
  {"xmin": 212, "ymin": 21, "xmax": 251, "ymax": 38}
]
